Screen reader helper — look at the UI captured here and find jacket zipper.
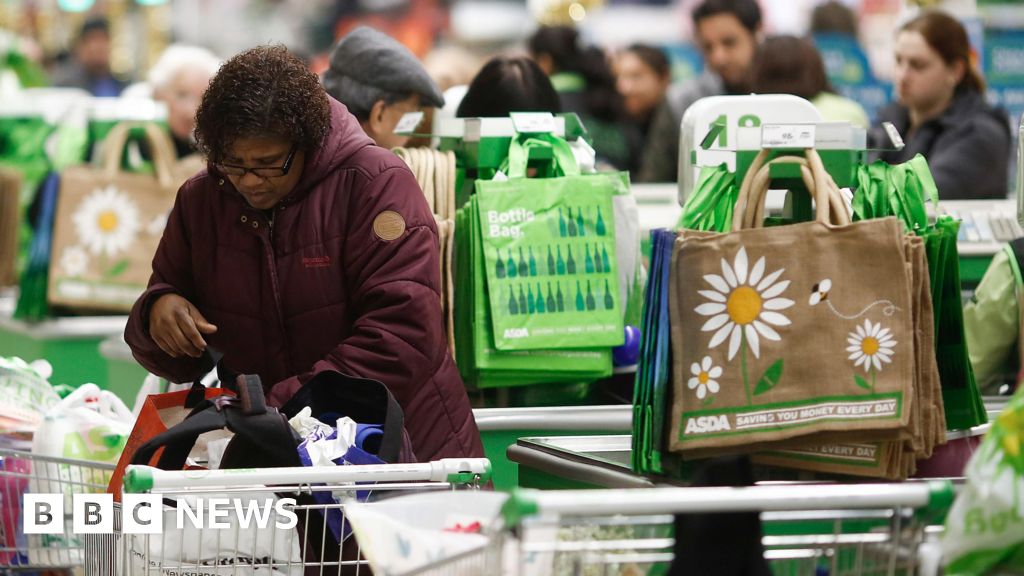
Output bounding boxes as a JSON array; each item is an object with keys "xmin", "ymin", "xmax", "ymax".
[{"xmin": 257, "ymin": 210, "xmax": 294, "ymax": 376}]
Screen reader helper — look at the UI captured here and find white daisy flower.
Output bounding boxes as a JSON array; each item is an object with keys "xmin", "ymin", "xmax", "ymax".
[
  {"xmin": 846, "ymin": 319, "xmax": 897, "ymax": 373},
  {"xmin": 59, "ymin": 246, "xmax": 90, "ymax": 277},
  {"xmin": 695, "ymin": 246, "xmax": 794, "ymax": 360},
  {"xmin": 809, "ymin": 278, "xmax": 832, "ymax": 306},
  {"xmin": 687, "ymin": 356, "xmax": 722, "ymax": 400},
  {"xmin": 72, "ymin": 185, "xmax": 141, "ymax": 258}
]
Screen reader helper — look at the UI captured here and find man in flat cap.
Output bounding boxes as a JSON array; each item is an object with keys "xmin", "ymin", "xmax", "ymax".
[{"xmin": 323, "ymin": 26, "xmax": 444, "ymax": 149}]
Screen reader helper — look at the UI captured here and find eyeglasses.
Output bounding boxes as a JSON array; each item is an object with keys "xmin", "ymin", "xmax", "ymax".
[{"xmin": 217, "ymin": 144, "xmax": 298, "ymax": 180}]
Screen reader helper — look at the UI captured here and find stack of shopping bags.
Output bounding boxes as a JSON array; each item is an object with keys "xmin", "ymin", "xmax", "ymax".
[
  {"xmin": 454, "ymin": 132, "xmax": 643, "ymax": 388},
  {"xmin": 638, "ymin": 147, "xmax": 972, "ymax": 479}
]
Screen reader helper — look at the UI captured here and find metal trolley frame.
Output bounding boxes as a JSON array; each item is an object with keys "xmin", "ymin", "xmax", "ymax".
[
  {"xmin": 84, "ymin": 458, "xmax": 491, "ymax": 575},
  {"xmin": 1, "ymin": 448, "xmax": 117, "ymax": 571},
  {"xmin": 411, "ymin": 481, "xmax": 955, "ymax": 576}
]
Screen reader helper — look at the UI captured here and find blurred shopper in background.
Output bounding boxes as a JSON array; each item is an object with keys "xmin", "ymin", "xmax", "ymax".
[
  {"xmin": 639, "ymin": 0, "xmax": 762, "ymax": 182},
  {"xmin": 323, "ymin": 26, "xmax": 445, "ymax": 150},
  {"xmin": 529, "ymin": 25, "xmax": 634, "ymax": 171},
  {"xmin": 809, "ymin": 0, "xmax": 859, "ymax": 37},
  {"xmin": 124, "ymin": 45, "xmax": 221, "ymax": 158},
  {"xmin": 456, "ymin": 56, "xmax": 561, "ymax": 118},
  {"xmin": 872, "ymin": 10, "xmax": 1010, "ymax": 200},
  {"xmin": 614, "ymin": 44, "xmax": 671, "ymax": 172},
  {"xmin": 749, "ymin": 35, "xmax": 868, "ymax": 128},
  {"xmin": 52, "ymin": 16, "xmax": 128, "ymax": 97}
]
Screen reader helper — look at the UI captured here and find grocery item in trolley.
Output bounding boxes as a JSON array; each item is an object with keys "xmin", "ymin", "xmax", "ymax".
[
  {"xmin": 669, "ymin": 148, "xmax": 944, "ymax": 478},
  {"xmin": 29, "ymin": 383, "xmax": 132, "ymax": 565},
  {"xmin": 0, "ymin": 357, "xmax": 60, "ymax": 435},
  {"xmin": 943, "ymin": 386, "xmax": 1024, "ymax": 575}
]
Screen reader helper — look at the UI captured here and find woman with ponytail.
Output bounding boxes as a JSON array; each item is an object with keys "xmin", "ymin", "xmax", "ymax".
[{"xmin": 873, "ymin": 10, "xmax": 1010, "ymax": 199}]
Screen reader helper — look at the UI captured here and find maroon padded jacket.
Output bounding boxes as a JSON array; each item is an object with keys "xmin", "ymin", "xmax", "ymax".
[{"xmin": 124, "ymin": 98, "xmax": 483, "ymax": 462}]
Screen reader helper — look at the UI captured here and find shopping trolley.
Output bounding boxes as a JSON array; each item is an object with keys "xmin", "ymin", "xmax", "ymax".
[
  {"xmin": 409, "ymin": 480, "xmax": 955, "ymax": 576},
  {"xmin": 0, "ymin": 447, "xmax": 117, "ymax": 571},
  {"xmin": 84, "ymin": 457, "xmax": 491, "ymax": 575}
]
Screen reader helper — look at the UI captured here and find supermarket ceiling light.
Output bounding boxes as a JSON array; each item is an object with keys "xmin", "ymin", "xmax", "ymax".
[
  {"xmin": 136, "ymin": 0, "xmax": 168, "ymax": 5},
  {"xmin": 58, "ymin": 0, "xmax": 94, "ymax": 12}
]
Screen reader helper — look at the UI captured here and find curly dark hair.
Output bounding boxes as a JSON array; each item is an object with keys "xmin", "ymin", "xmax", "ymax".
[{"xmin": 194, "ymin": 45, "xmax": 330, "ymax": 164}]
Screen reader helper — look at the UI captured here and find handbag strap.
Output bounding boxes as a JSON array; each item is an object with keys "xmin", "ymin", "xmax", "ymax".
[
  {"xmin": 504, "ymin": 132, "xmax": 581, "ymax": 179},
  {"xmin": 131, "ymin": 373, "xmax": 299, "ymax": 470},
  {"xmin": 101, "ymin": 121, "xmax": 177, "ymax": 189}
]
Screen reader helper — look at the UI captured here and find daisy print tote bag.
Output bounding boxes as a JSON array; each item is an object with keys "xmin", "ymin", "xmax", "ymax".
[
  {"xmin": 669, "ymin": 149, "xmax": 917, "ymax": 454},
  {"xmin": 48, "ymin": 122, "xmax": 184, "ymax": 312}
]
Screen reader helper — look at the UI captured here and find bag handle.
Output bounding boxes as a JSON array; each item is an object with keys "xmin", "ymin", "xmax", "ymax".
[
  {"xmin": 505, "ymin": 132, "xmax": 581, "ymax": 179},
  {"xmin": 733, "ymin": 148, "xmax": 850, "ymax": 232},
  {"xmin": 100, "ymin": 121, "xmax": 176, "ymax": 189}
]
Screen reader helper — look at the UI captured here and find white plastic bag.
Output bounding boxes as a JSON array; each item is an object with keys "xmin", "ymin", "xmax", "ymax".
[
  {"xmin": 0, "ymin": 356, "xmax": 60, "ymax": 433},
  {"xmin": 126, "ymin": 492, "xmax": 302, "ymax": 576},
  {"xmin": 345, "ymin": 491, "xmax": 508, "ymax": 575},
  {"xmin": 28, "ymin": 383, "xmax": 133, "ymax": 564}
]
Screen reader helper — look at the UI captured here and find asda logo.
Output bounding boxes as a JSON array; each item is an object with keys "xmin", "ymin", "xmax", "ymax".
[
  {"xmin": 504, "ymin": 328, "xmax": 529, "ymax": 339},
  {"xmin": 684, "ymin": 415, "xmax": 731, "ymax": 434}
]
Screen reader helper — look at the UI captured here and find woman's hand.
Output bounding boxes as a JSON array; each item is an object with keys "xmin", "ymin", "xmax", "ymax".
[{"xmin": 149, "ymin": 293, "xmax": 218, "ymax": 358}]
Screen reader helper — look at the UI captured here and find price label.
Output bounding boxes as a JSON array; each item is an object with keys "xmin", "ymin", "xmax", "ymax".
[
  {"xmin": 393, "ymin": 111, "xmax": 424, "ymax": 135},
  {"xmin": 510, "ymin": 112, "xmax": 557, "ymax": 134},
  {"xmin": 761, "ymin": 124, "xmax": 816, "ymax": 149}
]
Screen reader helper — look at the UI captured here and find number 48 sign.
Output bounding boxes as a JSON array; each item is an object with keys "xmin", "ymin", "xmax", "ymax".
[{"xmin": 678, "ymin": 94, "xmax": 824, "ymax": 204}]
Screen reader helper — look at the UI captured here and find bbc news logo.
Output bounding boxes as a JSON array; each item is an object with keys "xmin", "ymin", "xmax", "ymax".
[{"xmin": 23, "ymin": 494, "xmax": 299, "ymax": 534}]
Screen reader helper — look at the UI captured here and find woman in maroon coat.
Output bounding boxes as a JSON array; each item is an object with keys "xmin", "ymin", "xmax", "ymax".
[{"xmin": 124, "ymin": 45, "xmax": 483, "ymax": 461}]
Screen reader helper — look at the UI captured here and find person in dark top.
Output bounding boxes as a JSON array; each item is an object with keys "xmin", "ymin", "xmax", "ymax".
[
  {"xmin": 456, "ymin": 56, "xmax": 561, "ymax": 118},
  {"xmin": 51, "ymin": 17, "xmax": 128, "ymax": 97},
  {"xmin": 614, "ymin": 44, "xmax": 671, "ymax": 174},
  {"xmin": 872, "ymin": 10, "xmax": 1010, "ymax": 200},
  {"xmin": 528, "ymin": 26, "xmax": 635, "ymax": 172}
]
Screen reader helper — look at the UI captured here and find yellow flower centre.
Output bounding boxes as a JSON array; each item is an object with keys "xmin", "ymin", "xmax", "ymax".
[
  {"xmin": 861, "ymin": 337, "xmax": 880, "ymax": 356},
  {"xmin": 98, "ymin": 211, "xmax": 119, "ymax": 233},
  {"xmin": 726, "ymin": 286, "xmax": 762, "ymax": 325},
  {"xmin": 698, "ymin": 372, "xmax": 709, "ymax": 384}
]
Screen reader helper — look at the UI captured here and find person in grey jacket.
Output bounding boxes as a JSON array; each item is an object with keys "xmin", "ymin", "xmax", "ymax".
[
  {"xmin": 872, "ymin": 10, "xmax": 1010, "ymax": 200},
  {"xmin": 638, "ymin": 0, "xmax": 761, "ymax": 183}
]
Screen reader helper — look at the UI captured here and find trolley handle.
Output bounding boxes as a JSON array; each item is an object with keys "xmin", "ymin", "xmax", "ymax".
[
  {"xmin": 124, "ymin": 458, "xmax": 492, "ymax": 493},
  {"xmin": 500, "ymin": 481, "xmax": 956, "ymax": 526}
]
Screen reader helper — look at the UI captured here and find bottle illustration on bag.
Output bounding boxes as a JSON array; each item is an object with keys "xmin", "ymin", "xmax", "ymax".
[
  {"xmin": 527, "ymin": 284, "xmax": 536, "ymax": 314},
  {"xmin": 594, "ymin": 243, "xmax": 604, "ymax": 273},
  {"xmin": 496, "ymin": 250, "xmax": 506, "ymax": 279},
  {"xmin": 546, "ymin": 282, "xmax": 556, "ymax": 313},
  {"xmin": 507, "ymin": 250, "xmax": 517, "ymax": 278},
  {"xmin": 596, "ymin": 207, "xmax": 607, "ymax": 237},
  {"xmin": 586, "ymin": 280, "xmax": 596, "ymax": 311},
  {"xmin": 577, "ymin": 207, "xmax": 585, "ymax": 237},
  {"xmin": 556, "ymin": 246, "xmax": 566, "ymax": 275},
  {"xmin": 567, "ymin": 246, "xmax": 577, "ymax": 274},
  {"xmin": 604, "ymin": 278, "xmax": 614, "ymax": 310},
  {"xmin": 585, "ymin": 245, "xmax": 595, "ymax": 274},
  {"xmin": 556, "ymin": 283, "xmax": 565, "ymax": 312},
  {"xmin": 558, "ymin": 208, "xmax": 568, "ymax": 237},
  {"xmin": 536, "ymin": 283, "xmax": 547, "ymax": 313},
  {"xmin": 567, "ymin": 207, "xmax": 578, "ymax": 237},
  {"xmin": 528, "ymin": 247, "xmax": 537, "ymax": 277},
  {"xmin": 601, "ymin": 245, "xmax": 610, "ymax": 272},
  {"xmin": 508, "ymin": 287, "xmax": 519, "ymax": 315},
  {"xmin": 546, "ymin": 246, "xmax": 555, "ymax": 276},
  {"xmin": 575, "ymin": 280, "xmax": 585, "ymax": 312},
  {"xmin": 518, "ymin": 248, "xmax": 528, "ymax": 277},
  {"xmin": 518, "ymin": 285, "xmax": 527, "ymax": 316}
]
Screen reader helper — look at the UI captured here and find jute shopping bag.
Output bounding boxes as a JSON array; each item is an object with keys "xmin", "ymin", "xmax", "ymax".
[
  {"xmin": 669, "ymin": 149, "xmax": 915, "ymax": 454},
  {"xmin": 0, "ymin": 167, "xmax": 21, "ymax": 286},
  {"xmin": 48, "ymin": 122, "xmax": 185, "ymax": 312}
]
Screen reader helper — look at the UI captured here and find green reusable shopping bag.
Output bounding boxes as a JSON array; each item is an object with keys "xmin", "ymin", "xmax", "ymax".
[
  {"xmin": 852, "ymin": 155, "xmax": 986, "ymax": 430},
  {"xmin": 474, "ymin": 134, "xmax": 625, "ymax": 351},
  {"xmin": 454, "ymin": 195, "xmax": 612, "ymax": 389},
  {"xmin": 677, "ymin": 164, "xmax": 739, "ymax": 232}
]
